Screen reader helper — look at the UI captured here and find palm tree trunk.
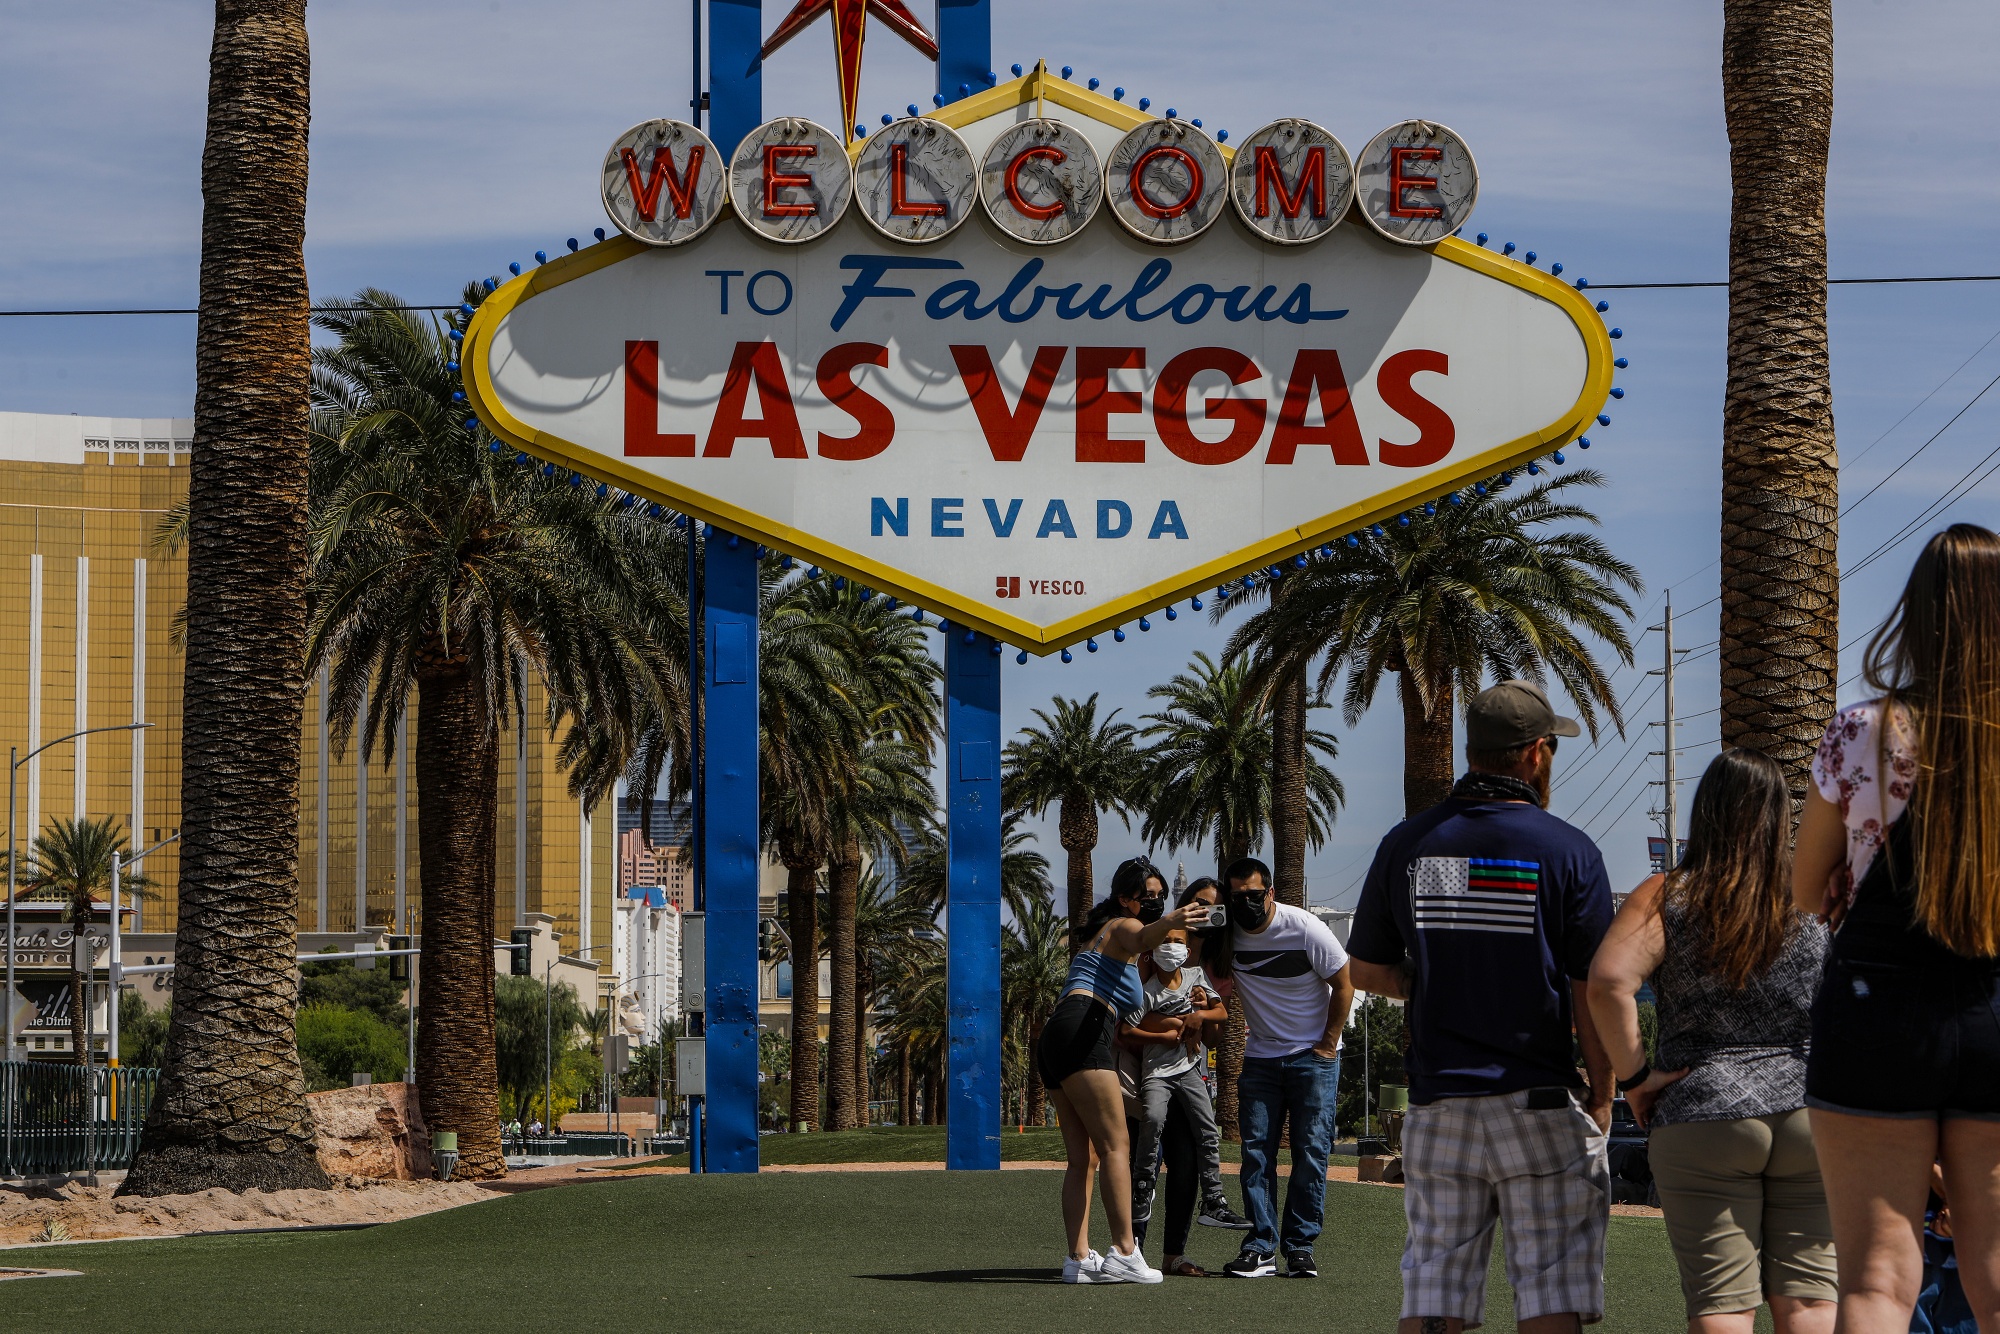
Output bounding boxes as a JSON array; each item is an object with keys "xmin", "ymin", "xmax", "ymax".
[
  {"xmin": 1025, "ymin": 1015, "xmax": 1047, "ymax": 1126},
  {"xmin": 1720, "ymin": 0, "xmax": 1838, "ymax": 803},
  {"xmin": 1058, "ymin": 795, "xmax": 1098, "ymax": 952},
  {"xmin": 924, "ymin": 1063, "xmax": 941, "ymax": 1126},
  {"xmin": 1214, "ymin": 834, "xmax": 1251, "ymax": 1141},
  {"xmin": 898, "ymin": 1043, "xmax": 913, "ymax": 1126},
  {"xmin": 781, "ymin": 857, "xmax": 820, "ymax": 1131},
  {"xmin": 69, "ymin": 909, "xmax": 90, "ymax": 1068},
  {"xmin": 1399, "ymin": 669, "xmax": 1457, "ymax": 817},
  {"xmin": 1271, "ymin": 663, "xmax": 1309, "ymax": 908},
  {"xmin": 826, "ymin": 843, "xmax": 861, "ymax": 1129},
  {"xmin": 122, "ymin": 0, "xmax": 325, "ymax": 1198},
  {"xmin": 853, "ymin": 957, "xmax": 871, "ymax": 1125},
  {"xmin": 407, "ymin": 661, "xmax": 505, "ymax": 1180}
]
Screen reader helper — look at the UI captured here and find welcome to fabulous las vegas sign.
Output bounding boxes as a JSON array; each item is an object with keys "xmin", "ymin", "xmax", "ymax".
[{"xmin": 461, "ymin": 62, "xmax": 1615, "ymax": 653}]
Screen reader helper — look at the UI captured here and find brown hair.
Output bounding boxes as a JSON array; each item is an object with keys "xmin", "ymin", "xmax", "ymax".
[
  {"xmin": 1663, "ymin": 748, "xmax": 1797, "ymax": 988},
  {"xmin": 1863, "ymin": 523, "xmax": 2000, "ymax": 957}
]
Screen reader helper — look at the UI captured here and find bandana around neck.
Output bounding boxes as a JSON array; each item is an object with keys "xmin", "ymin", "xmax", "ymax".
[{"xmin": 1451, "ymin": 771, "xmax": 1543, "ymax": 806}]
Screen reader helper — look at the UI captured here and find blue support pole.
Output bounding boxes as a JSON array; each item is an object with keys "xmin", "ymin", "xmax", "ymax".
[
  {"xmin": 702, "ymin": 533, "xmax": 761, "ymax": 1172},
  {"xmin": 935, "ymin": 0, "xmax": 992, "ymax": 105},
  {"xmin": 945, "ymin": 632, "xmax": 1002, "ymax": 1169},
  {"xmin": 708, "ymin": 0, "xmax": 763, "ymax": 155}
]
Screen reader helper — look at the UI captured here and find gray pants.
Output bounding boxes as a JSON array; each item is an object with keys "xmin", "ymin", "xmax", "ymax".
[{"xmin": 1130, "ymin": 1063, "xmax": 1229, "ymax": 1229}]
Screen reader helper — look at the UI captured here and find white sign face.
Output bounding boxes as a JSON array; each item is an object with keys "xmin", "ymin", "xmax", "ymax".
[
  {"xmin": 601, "ymin": 120, "xmax": 727, "ymax": 247},
  {"xmin": 1356, "ymin": 120, "xmax": 1478, "ymax": 246},
  {"xmin": 1105, "ymin": 119, "xmax": 1229, "ymax": 245},
  {"xmin": 979, "ymin": 120, "xmax": 1103, "ymax": 245},
  {"xmin": 1228, "ymin": 119, "xmax": 1354, "ymax": 247},
  {"xmin": 727, "ymin": 118, "xmax": 853, "ymax": 244},
  {"xmin": 853, "ymin": 119, "xmax": 977, "ymax": 244},
  {"xmin": 466, "ymin": 202, "xmax": 1610, "ymax": 650}
]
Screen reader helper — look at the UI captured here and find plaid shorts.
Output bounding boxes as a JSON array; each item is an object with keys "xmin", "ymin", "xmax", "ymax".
[{"xmin": 1400, "ymin": 1088, "xmax": 1611, "ymax": 1328}]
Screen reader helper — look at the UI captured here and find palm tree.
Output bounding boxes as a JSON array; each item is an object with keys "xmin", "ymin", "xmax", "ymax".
[
  {"xmin": 1227, "ymin": 471, "xmax": 1642, "ymax": 817},
  {"xmin": 1141, "ymin": 653, "xmax": 1345, "ymax": 875},
  {"xmin": 1720, "ymin": 0, "xmax": 1838, "ymax": 803},
  {"xmin": 299, "ymin": 289, "xmax": 686, "ymax": 1181},
  {"xmin": 854, "ymin": 865, "xmax": 938, "ymax": 1118},
  {"xmin": 9, "ymin": 819, "xmax": 150, "ymax": 1066},
  {"xmin": 881, "ymin": 942, "xmax": 948, "ymax": 1125},
  {"xmin": 1140, "ymin": 652, "xmax": 1343, "ymax": 1140},
  {"xmin": 1001, "ymin": 894, "xmax": 1069, "ymax": 1126},
  {"xmin": 897, "ymin": 813, "xmax": 1054, "ymax": 924},
  {"xmin": 124, "ymin": 0, "xmax": 328, "ymax": 1199},
  {"xmin": 1003, "ymin": 695, "xmax": 1143, "ymax": 948}
]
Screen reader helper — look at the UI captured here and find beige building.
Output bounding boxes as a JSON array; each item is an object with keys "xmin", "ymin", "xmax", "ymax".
[{"xmin": 0, "ymin": 412, "xmax": 616, "ymax": 998}]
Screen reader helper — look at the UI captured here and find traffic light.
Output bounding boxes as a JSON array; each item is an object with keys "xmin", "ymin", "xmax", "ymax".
[
  {"xmin": 757, "ymin": 919, "xmax": 777, "ymax": 962},
  {"xmin": 388, "ymin": 935, "xmax": 411, "ymax": 983},
  {"xmin": 509, "ymin": 927, "xmax": 533, "ymax": 976}
]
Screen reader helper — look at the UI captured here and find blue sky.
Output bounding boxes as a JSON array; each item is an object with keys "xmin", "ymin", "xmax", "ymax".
[{"xmin": 5, "ymin": 1, "xmax": 1998, "ymax": 902}]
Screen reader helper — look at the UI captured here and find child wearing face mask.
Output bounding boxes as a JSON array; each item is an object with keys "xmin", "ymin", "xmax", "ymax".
[{"xmin": 1120, "ymin": 921, "xmax": 1232, "ymax": 1275}]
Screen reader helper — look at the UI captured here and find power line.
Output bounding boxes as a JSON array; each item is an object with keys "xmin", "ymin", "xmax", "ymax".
[
  {"xmin": 0, "ymin": 305, "xmax": 458, "ymax": 317},
  {"xmin": 1586, "ymin": 275, "xmax": 2000, "ymax": 291}
]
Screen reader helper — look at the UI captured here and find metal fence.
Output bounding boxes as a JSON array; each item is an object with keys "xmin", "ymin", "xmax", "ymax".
[
  {"xmin": 2, "ymin": 1062, "xmax": 159, "ymax": 1177},
  {"xmin": 501, "ymin": 1131, "xmax": 634, "ymax": 1158}
]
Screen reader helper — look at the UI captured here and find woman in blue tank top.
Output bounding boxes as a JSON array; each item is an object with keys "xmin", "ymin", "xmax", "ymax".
[{"xmin": 1039, "ymin": 857, "xmax": 1213, "ymax": 1285}]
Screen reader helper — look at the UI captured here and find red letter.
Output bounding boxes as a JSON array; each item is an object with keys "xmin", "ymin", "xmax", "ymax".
[
  {"xmin": 889, "ymin": 143, "xmax": 946, "ymax": 218},
  {"xmin": 951, "ymin": 345, "xmax": 1067, "ymax": 461},
  {"xmin": 763, "ymin": 144, "xmax": 818, "ymax": 217},
  {"xmin": 1076, "ymin": 347, "xmax": 1147, "ymax": 463},
  {"xmin": 1254, "ymin": 145, "xmax": 1326, "ymax": 219},
  {"xmin": 1006, "ymin": 146, "xmax": 1067, "ymax": 221},
  {"xmin": 1377, "ymin": 349, "xmax": 1454, "ymax": 467},
  {"xmin": 1152, "ymin": 348, "xmax": 1265, "ymax": 465},
  {"xmin": 704, "ymin": 341, "xmax": 806, "ymax": 458},
  {"xmin": 1388, "ymin": 146, "xmax": 1442, "ymax": 219},
  {"xmin": 624, "ymin": 340, "xmax": 696, "ymax": 457},
  {"xmin": 620, "ymin": 144, "xmax": 705, "ymax": 222},
  {"xmin": 816, "ymin": 343, "xmax": 895, "ymax": 460},
  {"xmin": 1130, "ymin": 145, "xmax": 1204, "ymax": 220},
  {"xmin": 1267, "ymin": 349, "xmax": 1367, "ymax": 466}
]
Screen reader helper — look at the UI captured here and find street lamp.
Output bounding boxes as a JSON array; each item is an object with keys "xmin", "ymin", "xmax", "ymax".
[
  {"xmin": 5, "ymin": 721, "xmax": 150, "ymax": 1179},
  {"xmin": 107, "ymin": 831, "xmax": 179, "ymax": 1067},
  {"xmin": 539, "ymin": 943, "xmax": 611, "ymax": 1145}
]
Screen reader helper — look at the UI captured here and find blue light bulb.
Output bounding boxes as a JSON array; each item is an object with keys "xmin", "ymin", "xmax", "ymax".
[
  {"xmin": 484, "ymin": 278, "xmax": 497, "ymax": 292},
  {"xmin": 1551, "ymin": 262, "xmax": 1564, "ymax": 275},
  {"xmin": 1525, "ymin": 251, "xmax": 1537, "ymax": 264},
  {"xmin": 1609, "ymin": 328, "xmax": 1623, "ymax": 339},
  {"xmin": 1017, "ymin": 650, "xmax": 1029, "ymax": 664},
  {"xmin": 1598, "ymin": 413, "xmax": 1612, "ymax": 425},
  {"xmin": 856, "ymin": 124, "xmax": 867, "ymax": 137},
  {"xmin": 1086, "ymin": 639, "xmax": 1098, "ymax": 653},
  {"xmin": 1610, "ymin": 387, "xmax": 1625, "ymax": 399},
  {"xmin": 1113, "ymin": 87, "xmax": 1125, "ymax": 100},
  {"xmin": 534, "ymin": 250, "xmax": 547, "ymax": 264},
  {"xmin": 1347, "ymin": 535, "xmax": 1360, "ymax": 547},
  {"xmin": 1139, "ymin": 97, "xmax": 1151, "ymax": 111},
  {"xmin": 1502, "ymin": 241, "xmax": 1517, "ymax": 256},
  {"xmin": 594, "ymin": 227, "xmax": 606, "ymax": 241},
  {"xmin": 508, "ymin": 262, "xmax": 521, "ymax": 275},
  {"xmin": 1088, "ymin": 77, "xmax": 1100, "ymax": 90},
  {"xmin": 907, "ymin": 103, "xmax": 920, "ymax": 117},
  {"xmin": 933, "ymin": 93, "xmax": 946, "ymax": 107},
  {"xmin": 881, "ymin": 113, "xmax": 892, "ymax": 125},
  {"xmin": 1596, "ymin": 300, "xmax": 1610, "ymax": 312},
  {"xmin": 1113, "ymin": 627, "xmax": 1125, "ymax": 642},
  {"xmin": 959, "ymin": 83, "xmax": 970, "ymax": 98},
  {"xmin": 1552, "ymin": 451, "xmax": 1566, "ymax": 465},
  {"xmin": 567, "ymin": 238, "xmax": 578, "ymax": 252},
  {"xmin": 1614, "ymin": 357, "xmax": 1629, "ymax": 369},
  {"xmin": 964, "ymin": 629, "xmax": 977, "ymax": 645},
  {"xmin": 1189, "ymin": 597, "xmax": 1202, "ymax": 611},
  {"xmin": 1011, "ymin": 64, "xmax": 1023, "ymax": 77},
  {"xmin": 1061, "ymin": 649, "xmax": 1072, "ymax": 663},
  {"xmin": 1061, "ymin": 66, "xmax": 1073, "ymax": 79},
  {"xmin": 1476, "ymin": 232, "xmax": 1489, "ymax": 246},
  {"xmin": 1216, "ymin": 130, "xmax": 1228, "ymax": 142},
  {"xmin": 1165, "ymin": 107, "xmax": 1178, "ymax": 118}
]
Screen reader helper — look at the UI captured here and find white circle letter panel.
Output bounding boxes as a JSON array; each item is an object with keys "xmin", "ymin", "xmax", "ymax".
[
  {"xmin": 978, "ymin": 119, "xmax": 1104, "ymax": 246},
  {"xmin": 1228, "ymin": 119, "xmax": 1354, "ymax": 247},
  {"xmin": 1105, "ymin": 119, "xmax": 1229, "ymax": 246},
  {"xmin": 727, "ymin": 118, "xmax": 854, "ymax": 244},
  {"xmin": 1356, "ymin": 120, "xmax": 1478, "ymax": 246},
  {"xmin": 853, "ymin": 119, "xmax": 978, "ymax": 244},
  {"xmin": 601, "ymin": 120, "xmax": 727, "ymax": 247}
]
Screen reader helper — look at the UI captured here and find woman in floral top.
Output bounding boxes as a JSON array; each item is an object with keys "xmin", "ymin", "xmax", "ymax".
[{"xmin": 1793, "ymin": 524, "xmax": 2000, "ymax": 1332}]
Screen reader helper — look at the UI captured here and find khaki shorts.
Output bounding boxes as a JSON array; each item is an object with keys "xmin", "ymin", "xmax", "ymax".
[{"xmin": 1648, "ymin": 1109, "xmax": 1837, "ymax": 1318}]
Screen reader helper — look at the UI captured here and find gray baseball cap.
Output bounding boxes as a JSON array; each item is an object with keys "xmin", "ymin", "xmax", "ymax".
[{"xmin": 1465, "ymin": 679, "xmax": 1581, "ymax": 750}]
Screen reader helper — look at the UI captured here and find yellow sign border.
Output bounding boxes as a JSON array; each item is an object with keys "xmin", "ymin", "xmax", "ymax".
[{"xmin": 463, "ymin": 104, "xmax": 1611, "ymax": 654}]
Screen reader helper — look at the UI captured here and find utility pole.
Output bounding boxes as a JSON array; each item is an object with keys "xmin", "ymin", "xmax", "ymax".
[{"xmin": 1662, "ymin": 591, "xmax": 1677, "ymax": 861}]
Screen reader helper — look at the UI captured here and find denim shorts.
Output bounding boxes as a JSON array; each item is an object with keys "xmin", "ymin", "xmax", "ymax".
[{"xmin": 1807, "ymin": 955, "xmax": 2000, "ymax": 1120}]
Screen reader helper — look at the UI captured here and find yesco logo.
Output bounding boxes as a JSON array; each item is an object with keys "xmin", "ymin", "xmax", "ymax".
[{"xmin": 995, "ymin": 578, "xmax": 1085, "ymax": 600}]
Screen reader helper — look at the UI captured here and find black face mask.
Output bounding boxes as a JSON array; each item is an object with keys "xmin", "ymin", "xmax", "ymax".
[
  {"xmin": 1232, "ymin": 891, "xmax": 1270, "ymax": 930},
  {"xmin": 1136, "ymin": 895, "xmax": 1166, "ymax": 924}
]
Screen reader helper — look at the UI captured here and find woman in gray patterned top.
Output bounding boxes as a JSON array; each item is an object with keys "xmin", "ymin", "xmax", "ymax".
[{"xmin": 1588, "ymin": 749, "xmax": 1835, "ymax": 1334}]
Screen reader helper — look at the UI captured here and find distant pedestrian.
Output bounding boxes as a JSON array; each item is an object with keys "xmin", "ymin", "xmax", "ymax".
[
  {"xmin": 1794, "ymin": 525, "xmax": 2000, "ymax": 1330},
  {"xmin": 1348, "ymin": 679, "xmax": 1616, "ymax": 1331},
  {"xmin": 1038, "ymin": 856, "xmax": 1213, "ymax": 1285},
  {"xmin": 1216, "ymin": 856, "xmax": 1354, "ymax": 1280},
  {"xmin": 1588, "ymin": 748, "xmax": 1835, "ymax": 1333}
]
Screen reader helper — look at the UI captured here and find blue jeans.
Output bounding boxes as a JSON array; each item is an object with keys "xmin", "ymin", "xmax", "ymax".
[
  {"xmin": 1239, "ymin": 1049, "xmax": 1340, "ymax": 1257},
  {"xmin": 1914, "ymin": 1232, "xmax": 1977, "ymax": 1334}
]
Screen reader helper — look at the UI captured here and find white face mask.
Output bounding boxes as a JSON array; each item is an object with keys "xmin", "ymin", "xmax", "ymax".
[{"xmin": 1152, "ymin": 943, "xmax": 1189, "ymax": 972}]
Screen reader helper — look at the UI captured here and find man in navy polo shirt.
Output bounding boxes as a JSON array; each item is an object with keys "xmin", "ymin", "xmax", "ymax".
[{"xmin": 1349, "ymin": 680, "xmax": 1616, "ymax": 1334}]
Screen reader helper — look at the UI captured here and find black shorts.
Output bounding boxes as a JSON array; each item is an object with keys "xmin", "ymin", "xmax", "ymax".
[
  {"xmin": 1038, "ymin": 992, "xmax": 1119, "ymax": 1090},
  {"xmin": 1807, "ymin": 955, "xmax": 2000, "ymax": 1119}
]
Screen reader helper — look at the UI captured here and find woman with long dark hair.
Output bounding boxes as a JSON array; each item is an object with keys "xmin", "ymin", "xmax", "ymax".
[
  {"xmin": 1793, "ymin": 524, "xmax": 2000, "ymax": 1331},
  {"xmin": 1039, "ymin": 857, "xmax": 1211, "ymax": 1284},
  {"xmin": 1588, "ymin": 749, "xmax": 1834, "ymax": 1332}
]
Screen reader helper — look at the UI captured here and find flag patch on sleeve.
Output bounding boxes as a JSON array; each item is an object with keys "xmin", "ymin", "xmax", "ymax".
[{"xmin": 1410, "ymin": 857, "xmax": 1540, "ymax": 935}]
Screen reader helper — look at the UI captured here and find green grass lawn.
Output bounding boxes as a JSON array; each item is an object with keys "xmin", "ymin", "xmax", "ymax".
[
  {"xmin": 613, "ymin": 1124, "xmax": 1357, "ymax": 1169},
  {"xmin": 0, "ymin": 1169, "xmax": 1715, "ymax": 1332}
]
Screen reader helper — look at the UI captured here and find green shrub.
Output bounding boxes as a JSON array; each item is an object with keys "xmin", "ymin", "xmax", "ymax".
[{"xmin": 296, "ymin": 1003, "xmax": 407, "ymax": 1090}]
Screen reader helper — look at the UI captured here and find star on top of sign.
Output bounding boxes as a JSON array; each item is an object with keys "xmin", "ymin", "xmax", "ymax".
[{"xmin": 760, "ymin": 0, "xmax": 940, "ymax": 144}]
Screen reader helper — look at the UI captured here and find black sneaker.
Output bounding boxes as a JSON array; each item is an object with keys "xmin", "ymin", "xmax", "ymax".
[
  {"xmin": 1198, "ymin": 1201, "xmax": 1252, "ymax": 1230},
  {"xmin": 1284, "ymin": 1250, "xmax": 1319, "ymax": 1279},
  {"xmin": 1223, "ymin": 1248, "xmax": 1277, "ymax": 1278}
]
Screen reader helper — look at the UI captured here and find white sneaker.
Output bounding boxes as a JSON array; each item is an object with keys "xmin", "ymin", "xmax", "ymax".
[
  {"xmin": 1061, "ymin": 1250, "xmax": 1105, "ymax": 1284},
  {"xmin": 1098, "ymin": 1245, "xmax": 1164, "ymax": 1285}
]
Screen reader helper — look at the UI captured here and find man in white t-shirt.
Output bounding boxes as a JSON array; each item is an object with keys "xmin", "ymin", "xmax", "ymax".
[{"xmin": 1219, "ymin": 857, "xmax": 1355, "ymax": 1280}]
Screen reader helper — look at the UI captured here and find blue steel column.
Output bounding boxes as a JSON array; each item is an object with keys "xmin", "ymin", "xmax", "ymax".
[
  {"xmin": 945, "ymin": 632, "xmax": 1002, "ymax": 1169},
  {"xmin": 708, "ymin": 0, "xmax": 763, "ymax": 153},
  {"xmin": 702, "ymin": 533, "xmax": 760, "ymax": 1173},
  {"xmin": 935, "ymin": 0, "xmax": 992, "ymax": 104}
]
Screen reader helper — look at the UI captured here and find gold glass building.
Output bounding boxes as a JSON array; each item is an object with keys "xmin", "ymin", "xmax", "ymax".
[{"xmin": 0, "ymin": 411, "xmax": 615, "ymax": 950}]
